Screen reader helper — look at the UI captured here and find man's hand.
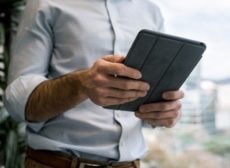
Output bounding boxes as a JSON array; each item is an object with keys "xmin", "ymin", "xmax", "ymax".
[
  {"xmin": 135, "ymin": 90, "xmax": 184, "ymax": 128},
  {"xmin": 78, "ymin": 55, "xmax": 150, "ymax": 106}
]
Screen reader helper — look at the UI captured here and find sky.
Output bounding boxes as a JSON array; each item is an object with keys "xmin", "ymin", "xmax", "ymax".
[{"xmin": 152, "ymin": 0, "xmax": 230, "ymax": 80}]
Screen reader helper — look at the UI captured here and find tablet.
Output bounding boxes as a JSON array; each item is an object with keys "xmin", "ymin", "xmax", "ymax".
[{"xmin": 104, "ymin": 29, "xmax": 206, "ymax": 111}]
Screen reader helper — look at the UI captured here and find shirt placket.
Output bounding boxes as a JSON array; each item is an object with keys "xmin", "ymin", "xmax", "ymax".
[{"xmin": 105, "ymin": 0, "xmax": 130, "ymax": 161}]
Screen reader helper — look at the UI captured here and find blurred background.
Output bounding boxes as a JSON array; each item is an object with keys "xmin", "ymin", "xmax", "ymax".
[
  {"xmin": 141, "ymin": 0, "xmax": 230, "ymax": 168},
  {"xmin": 0, "ymin": 0, "xmax": 26, "ymax": 167},
  {"xmin": 0, "ymin": 0, "xmax": 230, "ymax": 167}
]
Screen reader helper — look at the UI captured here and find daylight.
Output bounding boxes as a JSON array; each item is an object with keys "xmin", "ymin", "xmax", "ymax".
[{"xmin": 153, "ymin": 0, "xmax": 230, "ymax": 80}]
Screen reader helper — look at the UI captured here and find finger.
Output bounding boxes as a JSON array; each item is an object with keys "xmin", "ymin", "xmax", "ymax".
[
  {"xmin": 142, "ymin": 118, "xmax": 178, "ymax": 128},
  {"xmin": 94, "ymin": 75, "xmax": 150, "ymax": 91},
  {"xmin": 102, "ymin": 55, "xmax": 126, "ymax": 63},
  {"xmin": 107, "ymin": 76, "xmax": 150, "ymax": 91},
  {"xmin": 97, "ymin": 97, "xmax": 138, "ymax": 106},
  {"xmin": 162, "ymin": 90, "xmax": 184, "ymax": 100},
  {"xmin": 98, "ymin": 59, "xmax": 142, "ymax": 79},
  {"xmin": 95, "ymin": 87, "xmax": 148, "ymax": 99},
  {"xmin": 139, "ymin": 100, "xmax": 181, "ymax": 113},
  {"xmin": 135, "ymin": 109, "xmax": 180, "ymax": 120}
]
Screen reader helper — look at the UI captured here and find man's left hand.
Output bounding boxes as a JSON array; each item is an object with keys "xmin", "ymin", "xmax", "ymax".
[{"xmin": 135, "ymin": 90, "xmax": 184, "ymax": 128}]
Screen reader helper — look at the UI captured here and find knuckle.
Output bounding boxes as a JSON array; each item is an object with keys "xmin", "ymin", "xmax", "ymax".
[
  {"xmin": 95, "ymin": 59, "xmax": 103, "ymax": 67},
  {"xmin": 170, "ymin": 111, "xmax": 180, "ymax": 121},
  {"xmin": 96, "ymin": 88, "xmax": 106, "ymax": 97},
  {"xmin": 122, "ymin": 82, "xmax": 131, "ymax": 90},
  {"xmin": 155, "ymin": 112, "xmax": 161, "ymax": 119},
  {"xmin": 158, "ymin": 103, "xmax": 168, "ymax": 110},
  {"xmin": 173, "ymin": 110, "xmax": 180, "ymax": 117},
  {"xmin": 94, "ymin": 87, "xmax": 101, "ymax": 94},
  {"xmin": 91, "ymin": 73, "xmax": 100, "ymax": 82},
  {"xmin": 93, "ymin": 74, "xmax": 106, "ymax": 86},
  {"xmin": 127, "ymin": 91, "xmax": 134, "ymax": 98},
  {"xmin": 94, "ymin": 60, "xmax": 105, "ymax": 72},
  {"xmin": 176, "ymin": 101, "xmax": 182, "ymax": 110},
  {"xmin": 117, "ymin": 65, "xmax": 126, "ymax": 75},
  {"xmin": 152, "ymin": 112, "xmax": 160, "ymax": 119}
]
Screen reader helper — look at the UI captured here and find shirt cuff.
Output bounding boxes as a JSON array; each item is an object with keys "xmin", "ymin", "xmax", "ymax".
[{"xmin": 3, "ymin": 75, "xmax": 47, "ymax": 132}]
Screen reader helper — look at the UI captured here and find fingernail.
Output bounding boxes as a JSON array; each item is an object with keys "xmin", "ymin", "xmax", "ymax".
[
  {"xmin": 162, "ymin": 92, "xmax": 167, "ymax": 99},
  {"xmin": 136, "ymin": 72, "xmax": 142, "ymax": 79},
  {"xmin": 145, "ymin": 84, "xmax": 150, "ymax": 91}
]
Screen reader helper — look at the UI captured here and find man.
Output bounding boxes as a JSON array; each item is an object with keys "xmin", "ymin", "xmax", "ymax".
[{"xmin": 4, "ymin": 0, "xmax": 184, "ymax": 167}]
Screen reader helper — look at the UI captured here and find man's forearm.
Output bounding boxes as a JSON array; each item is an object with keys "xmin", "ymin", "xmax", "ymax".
[
  {"xmin": 26, "ymin": 70, "xmax": 88, "ymax": 122},
  {"xmin": 25, "ymin": 55, "xmax": 150, "ymax": 122}
]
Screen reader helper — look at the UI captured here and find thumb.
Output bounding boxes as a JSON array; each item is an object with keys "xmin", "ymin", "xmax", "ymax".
[{"xmin": 102, "ymin": 55, "xmax": 126, "ymax": 63}]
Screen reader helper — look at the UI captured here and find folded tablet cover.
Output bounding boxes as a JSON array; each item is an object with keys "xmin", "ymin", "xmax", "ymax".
[{"xmin": 105, "ymin": 30, "xmax": 206, "ymax": 111}]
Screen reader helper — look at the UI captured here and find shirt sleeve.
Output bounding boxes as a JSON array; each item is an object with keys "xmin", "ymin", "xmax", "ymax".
[{"xmin": 3, "ymin": 0, "xmax": 53, "ymax": 132}]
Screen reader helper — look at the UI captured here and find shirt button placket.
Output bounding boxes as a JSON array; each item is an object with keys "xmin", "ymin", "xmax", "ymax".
[
  {"xmin": 115, "ymin": 111, "xmax": 127, "ymax": 161},
  {"xmin": 105, "ymin": 0, "xmax": 122, "ymax": 55},
  {"xmin": 106, "ymin": 0, "xmax": 127, "ymax": 161}
]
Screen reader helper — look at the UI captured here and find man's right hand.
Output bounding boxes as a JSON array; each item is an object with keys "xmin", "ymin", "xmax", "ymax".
[
  {"xmin": 77, "ymin": 55, "xmax": 150, "ymax": 106},
  {"xmin": 26, "ymin": 55, "xmax": 150, "ymax": 122}
]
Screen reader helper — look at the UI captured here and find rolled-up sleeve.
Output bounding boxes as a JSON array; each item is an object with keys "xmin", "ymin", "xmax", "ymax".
[{"xmin": 3, "ymin": 0, "xmax": 53, "ymax": 131}]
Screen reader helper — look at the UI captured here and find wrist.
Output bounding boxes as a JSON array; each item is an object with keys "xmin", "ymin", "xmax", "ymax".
[{"xmin": 69, "ymin": 69, "xmax": 90, "ymax": 100}]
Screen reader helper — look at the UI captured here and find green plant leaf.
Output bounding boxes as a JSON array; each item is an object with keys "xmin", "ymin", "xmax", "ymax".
[{"xmin": 5, "ymin": 130, "xmax": 18, "ymax": 168}]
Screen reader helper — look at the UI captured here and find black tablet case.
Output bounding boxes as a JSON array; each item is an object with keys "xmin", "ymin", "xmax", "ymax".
[{"xmin": 105, "ymin": 30, "xmax": 206, "ymax": 111}]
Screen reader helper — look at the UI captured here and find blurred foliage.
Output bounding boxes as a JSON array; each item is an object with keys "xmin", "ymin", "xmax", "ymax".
[
  {"xmin": 142, "ymin": 129, "xmax": 230, "ymax": 168},
  {"xmin": 203, "ymin": 133, "xmax": 230, "ymax": 157},
  {"xmin": 0, "ymin": 0, "xmax": 26, "ymax": 167}
]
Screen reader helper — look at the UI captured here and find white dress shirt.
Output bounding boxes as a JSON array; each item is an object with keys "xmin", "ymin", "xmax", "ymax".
[{"xmin": 4, "ymin": 0, "xmax": 164, "ymax": 162}]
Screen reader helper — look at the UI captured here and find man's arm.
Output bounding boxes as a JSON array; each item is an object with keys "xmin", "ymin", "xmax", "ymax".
[
  {"xmin": 25, "ymin": 70, "xmax": 87, "ymax": 122},
  {"xmin": 26, "ymin": 55, "xmax": 150, "ymax": 122}
]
